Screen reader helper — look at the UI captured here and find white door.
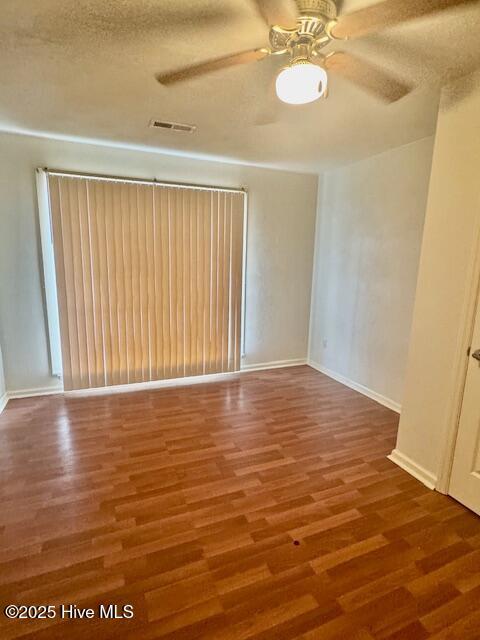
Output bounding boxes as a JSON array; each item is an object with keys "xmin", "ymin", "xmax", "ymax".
[{"xmin": 449, "ymin": 300, "xmax": 480, "ymax": 516}]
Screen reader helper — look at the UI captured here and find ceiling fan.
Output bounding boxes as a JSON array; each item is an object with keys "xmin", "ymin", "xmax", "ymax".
[{"xmin": 157, "ymin": 0, "xmax": 478, "ymax": 105}]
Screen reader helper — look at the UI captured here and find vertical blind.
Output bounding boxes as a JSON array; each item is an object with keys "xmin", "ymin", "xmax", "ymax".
[{"xmin": 47, "ymin": 174, "xmax": 245, "ymax": 391}]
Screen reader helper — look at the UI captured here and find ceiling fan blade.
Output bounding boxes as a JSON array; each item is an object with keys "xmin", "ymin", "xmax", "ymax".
[
  {"xmin": 331, "ymin": 0, "xmax": 479, "ymax": 40},
  {"xmin": 157, "ymin": 49, "xmax": 268, "ymax": 86},
  {"xmin": 325, "ymin": 51, "xmax": 413, "ymax": 102},
  {"xmin": 253, "ymin": 0, "xmax": 299, "ymax": 28}
]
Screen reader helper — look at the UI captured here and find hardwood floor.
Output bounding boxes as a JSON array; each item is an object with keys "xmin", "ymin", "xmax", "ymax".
[{"xmin": 0, "ymin": 365, "xmax": 479, "ymax": 639}]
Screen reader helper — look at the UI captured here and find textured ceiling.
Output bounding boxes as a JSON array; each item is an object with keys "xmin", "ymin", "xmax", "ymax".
[{"xmin": 0, "ymin": 0, "xmax": 479, "ymax": 172}]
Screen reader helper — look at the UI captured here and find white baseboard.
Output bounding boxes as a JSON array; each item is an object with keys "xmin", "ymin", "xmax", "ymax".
[
  {"xmin": 241, "ymin": 358, "xmax": 307, "ymax": 372},
  {"xmin": 7, "ymin": 386, "xmax": 63, "ymax": 400},
  {"xmin": 308, "ymin": 360, "xmax": 401, "ymax": 414},
  {"xmin": 67, "ymin": 371, "xmax": 241, "ymax": 397},
  {"xmin": 388, "ymin": 448, "xmax": 437, "ymax": 490},
  {"xmin": 0, "ymin": 392, "xmax": 8, "ymax": 414},
  {"xmin": 6, "ymin": 359, "xmax": 308, "ymax": 400}
]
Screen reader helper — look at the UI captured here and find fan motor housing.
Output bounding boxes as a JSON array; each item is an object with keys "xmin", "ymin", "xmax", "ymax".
[
  {"xmin": 296, "ymin": 0, "xmax": 338, "ymax": 20},
  {"xmin": 269, "ymin": 0, "xmax": 338, "ymax": 52}
]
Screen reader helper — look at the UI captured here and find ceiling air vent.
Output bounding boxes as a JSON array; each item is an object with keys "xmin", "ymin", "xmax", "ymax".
[{"xmin": 150, "ymin": 119, "xmax": 196, "ymax": 133}]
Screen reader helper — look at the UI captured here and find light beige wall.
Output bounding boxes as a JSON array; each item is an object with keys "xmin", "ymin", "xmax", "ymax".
[
  {"xmin": 0, "ymin": 343, "xmax": 5, "ymax": 402},
  {"xmin": 0, "ymin": 131, "xmax": 318, "ymax": 394},
  {"xmin": 395, "ymin": 70, "xmax": 480, "ymax": 482},
  {"xmin": 309, "ymin": 137, "xmax": 435, "ymax": 407}
]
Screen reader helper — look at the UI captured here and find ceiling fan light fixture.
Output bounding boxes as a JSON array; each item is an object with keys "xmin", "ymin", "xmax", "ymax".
[{"xmin": 275, "ymin": 60, "xmax": 328, "ymax": 105}]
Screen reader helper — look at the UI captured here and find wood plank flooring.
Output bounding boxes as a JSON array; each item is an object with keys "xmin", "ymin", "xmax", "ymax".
[{"xmin": 0, "ymin": 365, "xmax": 479, "ymax": 639}]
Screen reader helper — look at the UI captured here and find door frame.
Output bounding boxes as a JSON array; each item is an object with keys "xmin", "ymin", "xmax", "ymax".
[{"xmin": 437, "ymin": 206, "xmax": 480, "ymax": 494}]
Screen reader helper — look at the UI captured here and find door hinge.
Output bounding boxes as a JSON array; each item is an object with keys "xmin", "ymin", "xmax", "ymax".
[{"xmin": 467, "ymin": 346, "xmax": 471, "ymax": 357}]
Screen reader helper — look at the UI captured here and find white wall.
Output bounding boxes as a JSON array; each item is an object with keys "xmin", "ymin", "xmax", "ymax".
[
  {"xmin": 394, "ymin": 70, "xmax": 480, "ymax": 486},
  {"xmin": 309, "ymin": 137, "xmax": 435, "ymax": 408},
  {"xmin": 0, "ymin": 131, "xmax": 318, "ymax": 394}
]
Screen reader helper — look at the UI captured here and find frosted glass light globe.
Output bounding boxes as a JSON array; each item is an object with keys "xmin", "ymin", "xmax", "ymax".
[{"xmin": 276, "ymin": 61, "xmax": 328, "ymax": 105}]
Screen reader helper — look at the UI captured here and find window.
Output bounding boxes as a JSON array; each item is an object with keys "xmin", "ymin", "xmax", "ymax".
[{"xmin": 39, "ymin": 170, "xmax": 246, "ymax": 391}]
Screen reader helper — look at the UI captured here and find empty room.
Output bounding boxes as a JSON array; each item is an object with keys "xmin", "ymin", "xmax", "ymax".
[{"xmin": 1, "ymin": 0, "xmax": 480, "ymax": 638}]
